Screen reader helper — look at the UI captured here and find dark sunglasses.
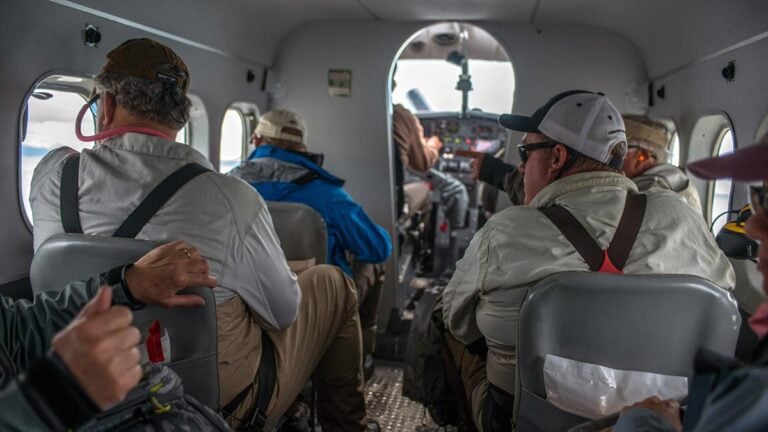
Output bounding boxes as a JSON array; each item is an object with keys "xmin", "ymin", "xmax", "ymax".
[
  {"xmin": 751, "ymin": 183, "xmax": 767, "ymax": 213},
  {"xmin": 87, "ymin": 93, "xmax": 100, "ymax": 117},
  {"xmin": 517, "ymin": 140, "xmax": 559, "ymax": 164}
]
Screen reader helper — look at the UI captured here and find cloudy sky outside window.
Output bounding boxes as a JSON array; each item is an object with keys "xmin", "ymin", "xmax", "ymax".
[{"xmin": 392, "ymin": 59, "xmax": 515, "ymax": 114}]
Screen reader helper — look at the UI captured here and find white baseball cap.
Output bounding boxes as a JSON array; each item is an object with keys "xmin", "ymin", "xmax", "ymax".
[
  {"xmin": 256, "ymin": 109, "xmax": 307, "ymax": 144},
  {"xmin": 499, "ymin": 90, "xmax": 627, "ymax": 169}
]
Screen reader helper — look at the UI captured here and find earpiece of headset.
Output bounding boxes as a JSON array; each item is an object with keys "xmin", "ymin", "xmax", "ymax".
[{"xmin": 156, "ymin": 68, "xmax": 189, "ymax": 126}]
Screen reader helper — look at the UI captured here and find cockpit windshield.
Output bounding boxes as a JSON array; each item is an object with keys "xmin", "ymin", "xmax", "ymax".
[{"xmin": 392, "ymin": 58, "xmax": 515, "ymax": 115}]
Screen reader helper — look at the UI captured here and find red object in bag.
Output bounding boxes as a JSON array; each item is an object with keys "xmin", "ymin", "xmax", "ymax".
[{"xmin": 146, "ymin": 320, "xmax": 165, "ymax": 364}]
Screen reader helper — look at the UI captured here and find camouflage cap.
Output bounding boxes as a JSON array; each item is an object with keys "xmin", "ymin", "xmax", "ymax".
[{"xmin": 102, "ymin": 38, "xmax": 190, "ymax": 94}]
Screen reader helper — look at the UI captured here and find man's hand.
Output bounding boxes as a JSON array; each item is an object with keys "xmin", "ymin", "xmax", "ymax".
[
  {"xmin": 125, "ymin": 240, "xmax": 217, "ymax": 307},
  {"xmin": 455, "ymin": 150, "xmax": 486, "ymax": 181},
  {"xmin": 426, "ymin": 136, "xmax": 443, "ymax": 152},
  {"xmin": 620, "ymin": 396, "xmax": 683, "ymax": 432},
  {"xmin": 52, "ymin": 287, "xmax": 142, "ymax": 410}
]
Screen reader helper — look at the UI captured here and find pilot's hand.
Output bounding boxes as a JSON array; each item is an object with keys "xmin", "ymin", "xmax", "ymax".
[
  {"xmin": 125, "ymin": 240, "xmax": 217, "ymax": 307},
  {"xmin": 426, "ymin": 135, "xmax": 443, "ymax": 151},
  {"xmin": 620, "ymin": 396, "xmax": 682, "ymax": 432},
  {"xmin": 52, "ymin": 286, "xmax": 142, "ymax": 410},
  {"xmin": 455, "ymin": 150, "xmax": 486, "ymax": 181}
]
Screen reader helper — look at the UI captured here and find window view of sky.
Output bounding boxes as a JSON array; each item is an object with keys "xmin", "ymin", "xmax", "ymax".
[
  {"xmin": 711, "ymin": 129, "xmax": 734, "ymax": 233},
  {"xmin": 21, "ymin": 90, "xmax": 94, "ymax": 223},
  {"xmin": 219, "ymin": 108, "xmax": 246, "ymax": 173},
  {"xmin": 392, "ymin": 59, "xmax": 515, "ymax": 114}
]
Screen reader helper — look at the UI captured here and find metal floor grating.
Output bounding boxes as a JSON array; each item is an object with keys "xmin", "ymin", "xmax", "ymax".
[{"xmin": 364, "ymin": 364, "xmax": 455, "ymax": 432}]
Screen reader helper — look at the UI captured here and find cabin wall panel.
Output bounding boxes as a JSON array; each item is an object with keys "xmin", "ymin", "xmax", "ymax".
[
  {"xmin": 0, "ymin": 0, "xmax": 271, "ymax": 283},
  {"xmin": 649, "ymin": 36, "xmax": 768, "ymax": 209},
  {"xmin": 272, "ymin": 21, "xmax": 646, "ymax": 318}
]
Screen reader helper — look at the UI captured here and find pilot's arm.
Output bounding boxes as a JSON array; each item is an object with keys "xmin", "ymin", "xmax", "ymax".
[
  {"xmin": 458, "ymin": 150, "xmax": 525, "ymax": 206},
  {"xmin": 392, "ymin": 104, "xmax": 441, "ymax": 173}
]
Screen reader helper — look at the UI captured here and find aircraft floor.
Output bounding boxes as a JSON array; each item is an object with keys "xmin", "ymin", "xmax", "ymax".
[{"xmin": 364, "ymin": 364, "xmax": 456, "ymax": 432}]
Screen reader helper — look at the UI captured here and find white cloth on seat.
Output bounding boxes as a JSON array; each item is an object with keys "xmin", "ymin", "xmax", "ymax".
[
  {"xmin": 30, "ymin": 133, "xmax": 300, "ymax": 330},
  {"xmin": 543, "ymin": 354, "xmax": 688, "ymax": 419}
]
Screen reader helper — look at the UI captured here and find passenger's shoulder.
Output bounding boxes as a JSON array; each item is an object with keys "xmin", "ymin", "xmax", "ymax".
[
  {"xmin": 199, "ymin": 171, "xmax": 267, "ymax": 211},
  {"xmin": 489, "ymin": 205, "xmax": 545, "ymax": 226},
  {"xmin": 31, "ymin": 147, "xmax": 77, "ymax": 191},
  {"xmin": 642, "ymin": 187, "xmax": 693, "ymax": 210},
  {"xmin": 33, "ymin": 147, "xmax": 76, "ymax": 178}
]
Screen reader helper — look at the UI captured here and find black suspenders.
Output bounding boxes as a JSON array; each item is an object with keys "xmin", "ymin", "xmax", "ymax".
[{"xmin": 59, "ymin": 153, "xmax": 211, "ymax": 237}]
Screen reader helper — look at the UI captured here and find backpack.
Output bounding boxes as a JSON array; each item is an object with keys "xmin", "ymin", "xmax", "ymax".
[{"xmin": 79, "ymin": 364, "xmax": 230, "ymax": 432}]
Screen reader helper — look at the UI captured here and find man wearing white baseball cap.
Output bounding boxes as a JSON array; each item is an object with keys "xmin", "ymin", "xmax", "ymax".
[{"xmin": 438, "ymin": 90, "xmax": 734, "ymax": 431}]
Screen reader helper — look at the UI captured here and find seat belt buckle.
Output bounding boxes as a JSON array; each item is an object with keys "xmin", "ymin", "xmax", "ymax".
[{"xmin": 243, "ymin": 411, "xmax": 267, "ymax": 432}]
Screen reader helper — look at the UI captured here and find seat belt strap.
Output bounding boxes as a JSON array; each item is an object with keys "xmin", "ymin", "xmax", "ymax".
[
  {"xmin": 605, "ymin": 194, "xmax": 647, "ymax": 271},
  {"xmin": 223, "ymin": 332, "xmax": 277, "ymax": 431},
  {"xmin": 112, "ymin": 163, "xmax": 210, "ymax": 238},
  {"xmin": 540, "ymin": 205, "xmax": 603, "ymax": 271},
  {"xmin": 540, "ymin": 193, "xmax": 646, "ymax": 273},
  {"xmin": 60, "ymin": 153, "xmax": 83, "ymax": 234}
]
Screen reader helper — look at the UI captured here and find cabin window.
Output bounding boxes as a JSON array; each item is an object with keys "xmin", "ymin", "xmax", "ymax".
[
  {"xmin": 668, "ymin": 132, "xmax": 681, "ymax": 167},
  {"xmin": 392, "ymin": 23, "xmax": 514, "ymax": 115},
  {"xmin": 710, "ymin": 128, "xmax": 735, "ymax": 233},
  {"xmin": 20, "ymin": 75, "xmax": 95, "ymax": 226},
  {"xmin": 176, "ymin": 125, "xmax": 188, "ymax": 144},
  {"xmin": 219, "ymin": 108, "xmax": 247, "ymax": 173}
]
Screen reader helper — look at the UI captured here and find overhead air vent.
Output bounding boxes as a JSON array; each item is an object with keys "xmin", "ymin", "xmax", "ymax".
[
  {"xmin": 433, "ymin": 32, "xmax": 459, "ymax": 46},
  {"xmin": 409, "ymin": 41, "xmax": 426, "ymax": 53}
]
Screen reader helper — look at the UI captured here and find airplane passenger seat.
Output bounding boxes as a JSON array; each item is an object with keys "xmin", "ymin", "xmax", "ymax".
[
  {"xmin": 515, "ymin": 272, "xmax": 740, "ymax": 432},
  {"xmin": 29, "ymin": 235, "xmax": 219, "ymax": 408},
  {"xmin": 266, "ymin": 201, "xmax": 328, "ymax": 266}
]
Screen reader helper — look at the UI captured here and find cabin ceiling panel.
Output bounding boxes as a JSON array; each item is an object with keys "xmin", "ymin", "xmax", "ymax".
[
  {"xmin": 357, "ymin": 0, "xmax": 538, "ymax": 22},
  {"xmin": 533, "ymin": 0, "xmax": 768, "ymax": 77},
  {"xmin": 53, "ymin": 0, "xmax": 373, "ymax": 66}
]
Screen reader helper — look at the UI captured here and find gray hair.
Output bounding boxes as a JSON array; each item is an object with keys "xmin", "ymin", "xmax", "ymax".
[{"xmin": 94, "ymin": 72, "xmax": 191, "ymax": 130}]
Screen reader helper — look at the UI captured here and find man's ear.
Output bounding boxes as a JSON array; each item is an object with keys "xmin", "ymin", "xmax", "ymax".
[
  {"xmin": 550, "ymin": 144, "xmax": 571, "ymax": 172},
  {"xmin": 101, "ymin": 92, "xmax": 117, "ymax": 127}
]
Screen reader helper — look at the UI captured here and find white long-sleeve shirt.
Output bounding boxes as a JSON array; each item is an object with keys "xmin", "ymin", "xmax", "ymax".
[{"xmin": 30, "ymin": 132, "xmax": 301, "ymax": 330}]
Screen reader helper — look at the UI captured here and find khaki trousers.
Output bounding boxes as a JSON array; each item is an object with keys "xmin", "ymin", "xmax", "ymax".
[
  {"xmin": 445, "ymin": 332, "xmax": 490, "ymax": 432},
  {"xmin": 404, "ymin": 182, "xmax": 431, "ymax": 216},
  {"xmin": 351, "ymin": 261, "xmax": 386, "ymax": 356},
  {"xmin": 217, "ymin": 265, "xmax": 366, "ymax": 431}
]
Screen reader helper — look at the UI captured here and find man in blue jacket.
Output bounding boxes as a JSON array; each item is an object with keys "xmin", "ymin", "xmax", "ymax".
[{"xmin": 229, "ymin": 109, "xmax": 392, "ymax": 365}]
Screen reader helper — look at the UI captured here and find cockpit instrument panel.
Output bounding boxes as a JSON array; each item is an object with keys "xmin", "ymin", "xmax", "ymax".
[{"xmin": 416, "ymin": 111, "xmax": 509, "ymax": 178}]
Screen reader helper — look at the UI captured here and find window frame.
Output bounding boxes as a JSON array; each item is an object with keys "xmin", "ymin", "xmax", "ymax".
[
  {"xmin": 707, "ymin": 126, "xmax": 736, "ymax": 232},
  {"xmin": 18, "ymin": 72, "xmax": 94, "ymax": 231},
  {"xmin": 218, "ymin": 102, "xmax": 260, "ymax": 172},
  {"xmin": 218, "ymin": 107, "xmax": 247, "ymax": 173}
]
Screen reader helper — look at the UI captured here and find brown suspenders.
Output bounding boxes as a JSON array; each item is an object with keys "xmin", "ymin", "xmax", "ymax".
[{"xmin": 539, "ymin": 193, "xmax": 647, "ymax": 273}]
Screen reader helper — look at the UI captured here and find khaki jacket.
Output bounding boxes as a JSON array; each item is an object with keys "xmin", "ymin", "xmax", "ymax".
[
  {"xmin": 634, "ymin": 163, "xmax": 703, "ymax": 215},
  {"xmin": 442, "ymin": 171, "xmax": 735, "ymax": 393}
]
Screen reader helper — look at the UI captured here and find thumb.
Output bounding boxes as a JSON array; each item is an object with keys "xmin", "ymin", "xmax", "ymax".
[{"xmin": 79, "ymin": 286, "xmax": 113, "ymax": 318}]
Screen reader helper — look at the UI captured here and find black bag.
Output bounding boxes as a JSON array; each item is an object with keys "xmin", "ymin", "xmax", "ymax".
[
  {"xmin": 79, "ymin": 364, "xmax": 230, "ymax": 431},
  {"xmin": 403, "ymin": 289, "xmax": 470, "ymax": 428}
]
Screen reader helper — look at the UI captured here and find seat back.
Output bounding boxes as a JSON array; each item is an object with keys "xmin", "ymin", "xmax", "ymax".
[
  {"xmin": 515, "ymin": 272, "xmax": 740, "ymax": 432},
  {"xmin": 266, "ymin": 201, "xmax": 328, "ymax": 263},
  {"xmin": 30, "ymin": 235, "xmax": 219, "ymax": 408}
]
